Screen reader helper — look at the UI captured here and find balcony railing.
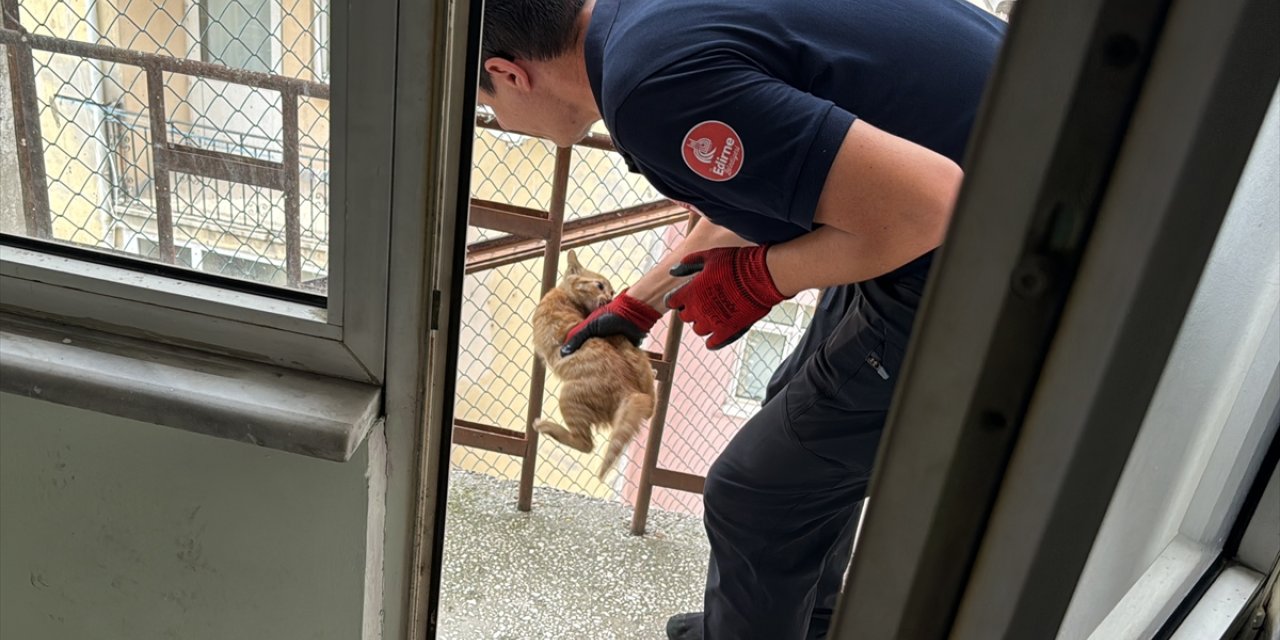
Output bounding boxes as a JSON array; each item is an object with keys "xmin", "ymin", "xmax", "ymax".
[{"xmin": 460, "ymin": 115, "xmax": 709, "ymax": 532}]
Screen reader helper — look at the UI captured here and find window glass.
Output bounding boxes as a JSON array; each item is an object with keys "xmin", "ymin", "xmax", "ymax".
[
  {"xmin": 136, "ymin": 236, "xmax": 194, "ymax": 268},
  {"xmin": 735, "ymin": 330, "xmax": 789, "ymax": 402},
  {"xmin": 3, "ymin": 0, "xmax": 331, "ymax": 295},
  {"xmin": 312, "ymin": 1, "xmax": 330, "ymax": 82},
  {"xmin": 200, "ymin": 0, "xmax": 273, "ymax": 73},
  {"xmin": 764, "ymin": 300, "xmax": 800, "ymax": 325}
]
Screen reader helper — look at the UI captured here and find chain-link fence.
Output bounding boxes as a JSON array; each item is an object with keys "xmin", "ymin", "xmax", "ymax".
[
  {"xmin": 2, "ymin": 0, "xmax": 329, "ymax": 291},
  {"xmin": 454, "ymin": 122, "xmax": 817, "ymax": 522}
]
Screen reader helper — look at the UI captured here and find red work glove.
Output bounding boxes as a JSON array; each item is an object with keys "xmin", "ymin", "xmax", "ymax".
[
  {"xmin": 665, "ymin": 246, "xmax": 790, "ymax": 350},
  {"xmin": 560, "ymin": 289, "xmax": 663, "ymax": 356}
]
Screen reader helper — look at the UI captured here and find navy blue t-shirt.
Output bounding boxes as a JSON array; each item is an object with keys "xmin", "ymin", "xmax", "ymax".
[{"xmin": 585, "ymin": 0, "xmax": 1006, "ymax": 246}]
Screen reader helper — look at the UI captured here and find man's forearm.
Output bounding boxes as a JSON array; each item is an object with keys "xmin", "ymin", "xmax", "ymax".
[
  {"xmin": 766, "ymin": 224, "xmax": 939, "ymax": 297},
  {"xmin": 765, "ymin": 119, "xmax": 960, "ymax": 297},
  {"xmin": 627, "ymin": 216, "xmax": 752, "ymax": 310}
]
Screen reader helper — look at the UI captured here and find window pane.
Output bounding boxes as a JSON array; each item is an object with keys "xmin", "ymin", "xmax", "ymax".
[
  {"xmin": 202, "ymin": 250, "xmax": 284, "ymax": 284},
  {"xmin": 312, "ymin": 1, "xmax": 330, "ymax": 82},
  {"xmin": 3, "ymin": 0, "xmax": 331, "ymax": 296},
  {"xmin": 201, "ymin": 0, "xmax": 273, "ymax": 73},
  {"xmin": 736, "ymin": 331, "xmax": 789, "ymax": 402},
  {"xmin": 137, "ymin": 237, "xmax": 194, "ymax": 268},
  {"xmin": 764, "ymin": 300, "xmax": 800, "ymax": 326}
]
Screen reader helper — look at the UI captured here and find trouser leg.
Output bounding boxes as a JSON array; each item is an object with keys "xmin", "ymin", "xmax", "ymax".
[
  {"xmin": 803, "ymin": 500, "xmax": 863, "ymax": 639},
  {"xmin": 701, "ymin": 307, "xmax": 894, "ymax": 639}
]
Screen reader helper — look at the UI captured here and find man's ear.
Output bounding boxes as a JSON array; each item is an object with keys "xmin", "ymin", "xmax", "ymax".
[
  {"xmin": 482, "ymin": 57, "xmax": 531, "ymax": 93},
  {"xmin": 565, "ymin": 250, "xmax": 582, "ymax": 275}
]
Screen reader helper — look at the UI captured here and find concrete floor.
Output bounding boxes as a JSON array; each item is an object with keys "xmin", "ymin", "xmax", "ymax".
[{"xmin": 438, "ymin": 470, "xmax": 710, "ymax": 640}]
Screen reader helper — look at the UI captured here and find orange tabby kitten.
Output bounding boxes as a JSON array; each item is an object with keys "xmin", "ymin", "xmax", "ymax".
[{"xmin": 532, "ymin": 250, "xmax": 656, "ymax": 479}]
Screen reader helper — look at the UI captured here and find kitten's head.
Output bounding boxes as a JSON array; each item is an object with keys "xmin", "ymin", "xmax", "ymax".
[{"xmin": 560, "ymin": 250, "xmax": 615, "ymax": 312}]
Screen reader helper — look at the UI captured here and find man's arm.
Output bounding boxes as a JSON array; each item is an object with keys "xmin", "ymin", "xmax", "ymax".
[
  {"xmin": 627, "ymin": 215, "xmax": 753, "ymax": 309},
  {"xmin": 767, "ymin": 119, "xmax": 963, "ymax": 296},
  {"xmin": 665, "ymin": 119, "xmax": 963, "ymax": 349},
  {"xmin": 557, "ymin": 210, "xmax": 750, "ymax": 355}
]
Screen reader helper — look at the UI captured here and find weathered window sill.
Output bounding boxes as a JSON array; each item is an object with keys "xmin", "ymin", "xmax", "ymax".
[{"xmin": 0, "ymin": 313, "xmax": 381, "ymax": 461}]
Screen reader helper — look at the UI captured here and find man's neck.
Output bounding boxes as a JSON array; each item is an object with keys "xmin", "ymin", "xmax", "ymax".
[{"xmin": 569, "ymin": 0, "xmax": 602, "ymax": 121}]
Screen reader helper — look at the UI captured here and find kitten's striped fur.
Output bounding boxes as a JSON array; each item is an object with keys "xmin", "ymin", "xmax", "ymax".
[{"xmin": 532, "ymin": 251, "xmax": 657, "ymax": 479}]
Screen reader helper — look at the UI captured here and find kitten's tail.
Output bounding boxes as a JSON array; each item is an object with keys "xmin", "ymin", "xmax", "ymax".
[{"xmin": 598, "ymin": 392, "xmax": 654, "ymax": 480}]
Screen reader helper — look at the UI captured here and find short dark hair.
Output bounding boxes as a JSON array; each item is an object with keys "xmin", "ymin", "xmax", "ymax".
[{"xmin": 479, "ymin": 0, "xmax": 588, "ymax": 93}]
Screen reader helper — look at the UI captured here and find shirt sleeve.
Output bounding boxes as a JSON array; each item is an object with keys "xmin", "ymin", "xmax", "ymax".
[{"xmin": 611, "ymin": 53, "xmax": 856, "ymax": 230}]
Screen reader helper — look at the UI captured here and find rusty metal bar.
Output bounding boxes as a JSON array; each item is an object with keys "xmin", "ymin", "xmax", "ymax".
[
  {"xmin": 456, "ymin": 419, "xmax": 526, "ymax": 438},
  {"xmin": 517, "ymin": 146, "xmax": 572, "ymax": 512},
  {"xmin": 0, "ymin": 28, "xmax": 329, "ymax": 98},
  {"xmin": 649, "ymin": 468, "xmax": 706, "ymax": 495},
  {"xmin": 469, "ymin": 200, "xmax": 553, "ymax": 239},
  {"xmin": 454, "ymin": 420, "xmax": 529, "ymax": 456},
  {"xmin": 282, "ymin": 90, "xmax": 301, "ymax": 287},
  {"xmin": 466, "ymin": 201, "xmax": 687, "ymax": 274},
  {"xmin": 475, "ymin": 114, "xmax": 615, "ymax": 152},
  {"xmin": 648, "ymin": 356, "xmax": 672, "ymax": 380},
  {"xmin": 0, "ymin": 0, "xmax": 17, "ymax": 30},
  {"xmin": 630, "ymin": 212, "xmax": 697, "ymax": 535},
  {"xmin": 643, "ymin": 350, "xmax": 673, "ymax": 388},
  {"xmin": 144, "ymin": 65, "xmax": 175, "ymax": 264},
  {"xmin": 573, "ymin": 131, "xmax": 616, "ymax": 152},
  {"xmin": 2, "ymin": 4, "xmax": 51, "ymax": 239},
  {"xmin": 161, "ymin": 144, "xmax": 286, "ymax": 190}
]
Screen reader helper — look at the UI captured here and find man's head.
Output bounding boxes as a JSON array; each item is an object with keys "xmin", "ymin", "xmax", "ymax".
[{"xmin": 478, "ymin": 0, "xmax": 599, "ymax": 147}]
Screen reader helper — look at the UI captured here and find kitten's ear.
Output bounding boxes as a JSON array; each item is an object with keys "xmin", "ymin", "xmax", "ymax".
[{"xmin": 565, "ymin": 250, "xmax": 582, "ymax": 275}]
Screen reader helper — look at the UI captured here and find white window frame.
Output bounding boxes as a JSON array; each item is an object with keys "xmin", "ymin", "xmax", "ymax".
[
  {"xmin": 831, "ymin": 0, "xmax": 1280, "ymax": 634},
  {"xmin": 194, "ymin": 0, "xmax": 284, "ymax": 75},
  {"xmin": 723, "ymin": 300, "xmax": 811, "ymax": 417},
  {"xmin": 311, "ymin": 0, "xmax": 329, "ymax": 83},
  {"xmin": 0, "ymin": 0, "xmax": 398, "ymax": 385}
]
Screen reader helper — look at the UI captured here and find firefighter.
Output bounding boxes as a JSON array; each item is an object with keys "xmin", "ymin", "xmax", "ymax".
[{"xmin": 477, "ymin": 0, "xmax": 1005, "ymax": 637}]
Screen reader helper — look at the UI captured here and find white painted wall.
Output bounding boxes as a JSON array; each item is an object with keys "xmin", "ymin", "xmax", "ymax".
[
  {"xmin": 1057, "ymin": 87, "xmax": 1280, "ymax": 638},
  {"xmin": 0, "ymin": 393, "xmax": 381, "ymax": 640}
]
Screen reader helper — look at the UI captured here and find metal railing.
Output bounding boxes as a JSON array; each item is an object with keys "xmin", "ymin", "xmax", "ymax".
[
  {"xmin": 70, "ymin": 97, "xmax": 330, "ymax": 247},
  {"xmin": 459, "ymin": 116, "xmax": 709, "ymax": 532}
]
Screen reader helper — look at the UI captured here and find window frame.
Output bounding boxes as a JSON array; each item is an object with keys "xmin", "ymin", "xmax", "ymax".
[
  {"xmin": 724, "ymin": 300, "xmax": 810, "ymax": 413},
  {"xmin": 1055, "ymin": 99, "xmax": 1280, "ymax": 636},
  {"xmin": 830, "ymin": 0, "xmax": 1280, "ymax": 634},
  {"xmin": 311, "ymin": 0, "xmax": 329, "ymax": 83},
  {"xmin": 0, "ymin": 0, "xmax": 396, "ymax": 385},
  {"xmin": 196, "ymin": 0, "xmax": 282, "ymax": 74}
]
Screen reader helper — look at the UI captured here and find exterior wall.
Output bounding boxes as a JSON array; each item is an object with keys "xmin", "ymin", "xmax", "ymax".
[{"xmin": 0, "ymin": 393, "xmax": 376, "ymax": 640}]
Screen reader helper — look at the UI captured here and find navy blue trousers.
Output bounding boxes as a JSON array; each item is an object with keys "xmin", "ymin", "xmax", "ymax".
[{"xmin": 700, "ymin": 254, "xmax": 929, "ymax": 640}]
